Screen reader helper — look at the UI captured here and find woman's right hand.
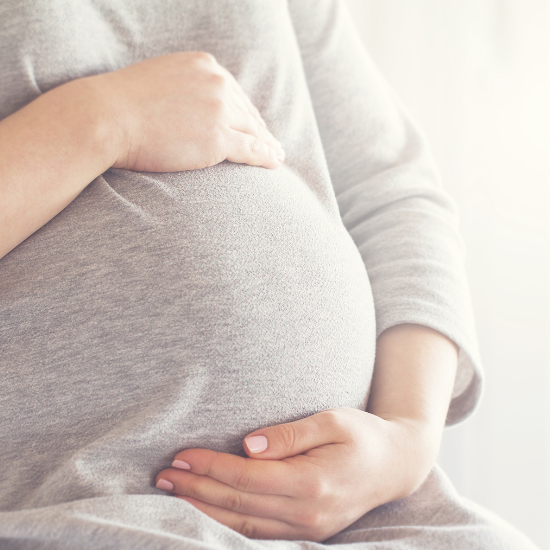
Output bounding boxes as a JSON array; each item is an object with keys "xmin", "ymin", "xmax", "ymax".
[
  {"xmin": 0, "ymin": 51, "xmax": 284, "ymax": 260},
  {"xmin": 91, "ymin": 52, "xmax": 285, "ymax": 172}
]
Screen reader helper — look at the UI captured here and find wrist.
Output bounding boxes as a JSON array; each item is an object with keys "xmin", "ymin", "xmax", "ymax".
[
  {"xmin": 382, "ymin": 415, "xmax": 440, "ymax": 500},
  {"xmin": 376, "ymin": 412, "xmax": 443, "ymax": 452},
  {"xmin": 0, "ymin": 74, "xmax": 124, "ymax": 259},
  {"xmin": 366, "ymin": 323, "xmax": 457, "ymax": 500},
  {"xmin": 60, "ymin": 74, "xmax": 124, "ymax": 171}
]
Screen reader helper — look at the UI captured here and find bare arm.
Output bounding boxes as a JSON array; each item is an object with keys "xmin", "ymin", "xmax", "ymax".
[
  {"xmin": 367, "ymin": 323, "xmax": 458, "ymax": 496},
  {"xmin": 0, "ymin": 78, "xmax": 115, "ymax": 260},
  {"xmin": 0, "ymin": 52, "xmax": 284, "ymax": 260}
]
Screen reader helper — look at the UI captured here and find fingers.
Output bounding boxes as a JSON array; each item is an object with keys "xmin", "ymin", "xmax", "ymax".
[
  {"xmin": 226, "ymin": 94, "xmax": 284, "ymax": 166},
  {"xmin": 174, "ymin": 496, "xmax": 309, "ymax": 541},
  {"xmin": 228, "ymin": 101, "xmax": 283, "ymax": 155},
  {"xmin": 153, "ymin": 409, "xmax": 374, "ymax": 542},
  {"xmin": 156, "ymin": 468, "xmax": 296, "ymax": 522},
  {"xmin": 220, "ymin": 67, "xmax": 284, "ymax": 169},
  {"xmin": 224, "ymin": 129, "xmax": 284, "ymax": 169},
  {"xmin": 220, "ymin": 66, "xmax": 267, "ymax": 129},
  {"xmin": 243, "ymin": 409, "xmax": 351, "ymax": 460},
  {"xmin": 167, "ymin": 448, "xmax": 306, "ymax": 496},
  {"xmin": 230, "ymin": 80, "xmax": 267, "ymax": 129}
]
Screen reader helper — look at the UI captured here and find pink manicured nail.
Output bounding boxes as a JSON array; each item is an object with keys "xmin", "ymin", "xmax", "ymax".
[
  {"xmin": 245, "ymin": 435, "xmax": 268, "ymax": 453},
  {"xmin": 172, "ymin": 460, "xmax": 191, "ymax": 470},
  {"xmin": 156, "ymin": 478, "xmax": 174, "ymax": 492}
]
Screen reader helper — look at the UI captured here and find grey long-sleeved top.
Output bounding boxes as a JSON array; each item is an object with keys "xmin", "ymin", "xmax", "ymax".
[{"xmin": 0, "ymin": 0, "xmax": 482, "ymax": 546}]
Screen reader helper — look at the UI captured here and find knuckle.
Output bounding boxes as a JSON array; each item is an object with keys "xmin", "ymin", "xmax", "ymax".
[
  {"xmin": 234, "ymin": 469, "xmax": 254, "ymax": 492},
  {"xmin": 298, "ymin": 510, "xmax": 325, "ymax": 530},
  {"xmin": 185, "ymin": 478, "xmax": 201, "ymax": 499},
  {"xmin": 221, "ymin": 490, "xmax": 243, "ymax": 512},
  {"xmin": 208, "ymin": 72, "xmax": 227, "ymax": 88},
  {"xmin": 238, "ymin": 519, "xmax": 256, "ymax": 539},
  {"xmin": 247, "ymin": 136, "xmax": 264, "ymax": 155},
  {"xmin": 278, "ymin": 422, "xmax": 297, "ymax": 451},
  {"xmin": 319, "ymin": 408, "xmax": 344, "ymax": 432},
  {"xmin": 192, "ymin": 51, "xmax": 217, "ymax": 65},
  {"xmin": 306, "ymin": 477, "xmax": 330, "ymax": 500},
  {"xmin": 207, "ymin": 96, "xmax": 227, "ymax": 116},
  {"xmin": 201, "ymin": 452, "xmax": 219, "ymax": 479}
]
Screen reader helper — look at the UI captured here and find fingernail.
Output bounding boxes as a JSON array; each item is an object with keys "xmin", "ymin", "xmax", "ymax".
[
  {"xmin": 276, "ymin": 150, "xmax": 285, "ymax": 163},
  {"xmin": 172, "ymin": 460, "xmax": 191, "ymax": 470},
  {"xmin": 245, "ymin": 435, "xmax": 268, "ymax": 453},
  {"xmin": 260, "ymin": 118, "xmax": 267, "ymax": 127},
  {"xmin": 156, "ymin": 478, "xmax": 174, "ymax": 492}
]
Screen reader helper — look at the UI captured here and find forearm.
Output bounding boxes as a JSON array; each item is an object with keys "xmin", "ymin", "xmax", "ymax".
[
  {"xmin": 0, "ymin": 77, "xmax": 117, "ymax": 260},
  {"xmin": 367, "ymin": 323, "xmax": 458, "ymax": 493},
  {"xmin": 0, "ymin": 53, "xmax": 283, "ymax": 262}
]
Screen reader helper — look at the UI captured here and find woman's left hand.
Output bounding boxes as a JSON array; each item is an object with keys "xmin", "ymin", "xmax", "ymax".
[{"xmin": 155, "ymin": 407, "xmax": 436, "ymax": 541}]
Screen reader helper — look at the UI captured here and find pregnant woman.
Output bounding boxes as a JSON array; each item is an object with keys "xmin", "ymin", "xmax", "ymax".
[{"xmin": 0, "ymin": 0, "xmax": 538, "ymax": 548}]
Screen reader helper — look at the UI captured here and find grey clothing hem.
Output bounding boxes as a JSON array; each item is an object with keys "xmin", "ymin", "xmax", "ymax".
[{"xmin": 0, "ymin": 466, "xmax": 538, "ymax": 550}]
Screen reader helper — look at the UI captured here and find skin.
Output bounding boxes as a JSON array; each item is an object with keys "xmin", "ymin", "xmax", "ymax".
[
  {"xmin": 0, "ymin": 52, "xmax": 284, "ymax": 260},
  {"xmin": 155, "ymin": 324, "xmax": 458, "ymax": 541},
  {"xmin": 0, "ymin": 52, "xmax": 459, "ymax": 542}
]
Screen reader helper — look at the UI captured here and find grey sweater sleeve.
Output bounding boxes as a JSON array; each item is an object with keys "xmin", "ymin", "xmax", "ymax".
[{"xmin": 288, "ymin": 0, "xmax": 483, "ymax": 425}]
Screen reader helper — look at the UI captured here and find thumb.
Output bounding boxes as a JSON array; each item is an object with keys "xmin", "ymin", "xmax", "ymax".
[{"xmin": 243, "ymin": 409, "xmax": 345, "ymax": 460}]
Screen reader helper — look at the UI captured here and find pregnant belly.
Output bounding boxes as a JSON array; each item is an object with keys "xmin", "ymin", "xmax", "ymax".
[{"xmin": 0, "ymin": 161, "xmax": 375, "ymax": 509}]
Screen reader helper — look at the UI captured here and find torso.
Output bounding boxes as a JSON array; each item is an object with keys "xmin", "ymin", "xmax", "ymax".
[{"xmin": 0, "ymin": 0, "xmax": 376, "ymax": 510}]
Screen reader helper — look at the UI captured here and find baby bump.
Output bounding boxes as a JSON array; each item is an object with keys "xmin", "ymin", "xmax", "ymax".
[{"xmin": 0, "ymin": 161, "xmax": 375, "ymax": 507}]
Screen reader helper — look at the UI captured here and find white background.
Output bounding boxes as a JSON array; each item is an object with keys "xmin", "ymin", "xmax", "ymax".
[{"xmin": 343, "ymin": 1, "xmax": 550, "ymax": 548}]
